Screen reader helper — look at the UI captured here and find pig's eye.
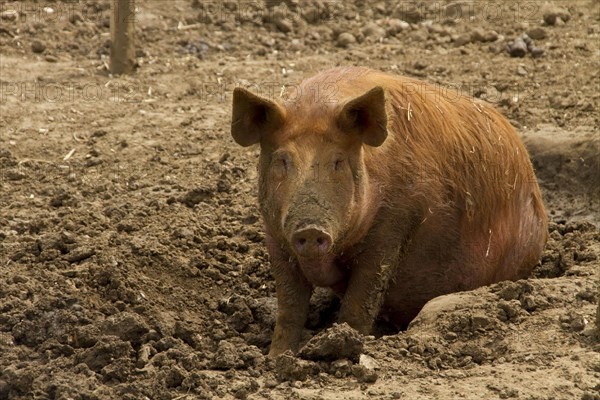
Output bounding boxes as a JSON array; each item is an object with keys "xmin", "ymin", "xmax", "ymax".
[
  {"xmin": 272, "ymin": 153, "xmax": 292, "ymax": 178},
  {"xmin": 276, "ymin": 156, "xmax": 290, "ymax": 172},
  {"xmin": 280, "ymin": 158, "xmax": 289, "ymax": 171},
  {"xmin": 333, "ymin": 158, "xmax": 346, "ymax": 171}
]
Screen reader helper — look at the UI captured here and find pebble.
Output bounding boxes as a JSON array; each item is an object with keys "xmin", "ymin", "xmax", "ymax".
[
  {"xmin": 336, "ymin": 32, "xmax": 356, "ymax": 48},
  {"xmin": 507, "ymin": 37, "xmax": 528, "ymax": 57},
  {"xmin": 542, "ymin": 3, "xmax": 571, "ymax": 26},
  {"xmin": 471, "ymin": 28, "xmax": 498, "ymax": 43},
  {"xmin": 351, "ymin": 364, "xmax": 378, "ymax": 383},
  {"xmin": 45, "ymin": 55, "xmax": 58, "ymax": 63},
  {"xmin": 1, "ymin": 9, "xmax": 18, "ymax": 21},
  {"xmin": 31, "ymin": 40, "xmax": 46, "ymax": 54},
  {"xmin": 359, "ymin": 354, "xmax": 378, "ymax": 370},
  {"xmin": 527, "ymin": 27, "xmax": 547, "ymax": 40},
  {"xmin": 453, "ymin": 33, "xmax": 471, "ymax": 47},
  {"xmin": 507, "ymin": 34, "xmax": 544, "ymax": 58},
  {"xmin": 274, "ymin": 18, "xmax": 293, "ymax": 34},
  {"xmin": 570, "ymin": 315, "xmax": 586, "ymax": 332},
  {"xmin": 362, "ymin": 22, "xmax": 386, "ymax": 38},
  {"xmin": 516, "ymin": 65, "xmax": 528, "ymax": 76},
  {"xmin": 529, "ymin": 47, "xmax": 545, "ymax": 58},
  {"xmin": 386, "ymin": 19, "xmax": 410, "ymax": 35}
]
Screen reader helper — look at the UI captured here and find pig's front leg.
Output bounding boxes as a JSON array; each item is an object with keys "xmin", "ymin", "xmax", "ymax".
[
  {"xmin": 337, "ymin": 254, "xmax": 397, "ymax": 334},
  {"xmin": 338, "ymin": 226, "xmax": 415, "ymax": 334},
  {"xmin": 266, "ymin": 237, "xmax": 312, "ymax": 357}
]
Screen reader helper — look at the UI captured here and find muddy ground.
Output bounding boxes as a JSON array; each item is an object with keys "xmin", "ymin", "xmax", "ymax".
[{"xmin": 0, "ymin": 1, "xmax": 599, "ymax": 399}]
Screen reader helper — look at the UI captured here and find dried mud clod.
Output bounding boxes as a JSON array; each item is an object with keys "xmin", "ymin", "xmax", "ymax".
[
  {"xmin": 274, "ymin": 323, "xmax": 376, "ymax": 383},
  {"xmin": 298, "ymin": 323, "xmax": 364, "ymax": 362}
]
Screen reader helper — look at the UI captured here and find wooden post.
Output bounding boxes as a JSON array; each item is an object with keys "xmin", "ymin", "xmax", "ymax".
[{"xmin": 110, "ymin": 0, "xmax": 135, "ymax": 75}]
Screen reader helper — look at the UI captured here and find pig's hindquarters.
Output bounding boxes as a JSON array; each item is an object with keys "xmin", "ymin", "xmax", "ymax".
[{"xmin": 380, "ymin": 189, "xmax": 545, "ymax": 328}]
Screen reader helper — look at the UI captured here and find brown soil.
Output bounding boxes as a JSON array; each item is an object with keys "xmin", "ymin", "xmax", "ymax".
[{"xmin": 0, "ymin": 1, "xmax": 598, "ymax": 399}]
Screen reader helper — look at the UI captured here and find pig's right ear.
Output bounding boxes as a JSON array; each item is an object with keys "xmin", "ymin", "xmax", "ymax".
[{"xmin": 231, "ymin": 88, "xmax": 286, "ymax": 147}]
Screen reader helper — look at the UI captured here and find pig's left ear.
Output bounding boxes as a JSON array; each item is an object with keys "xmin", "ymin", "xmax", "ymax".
[
  {"xmin": 337, "ymin": 86, "xmax": 388, "ymax": 147},
  {"xmin": 231, "ymin": 87, "xmax": 286, "ymax": 147}
]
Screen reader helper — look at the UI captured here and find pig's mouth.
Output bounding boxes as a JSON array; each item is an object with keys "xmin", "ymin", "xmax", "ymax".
[
  {"xmin": 295, "ymin": 254, "xmax": 344, "ymax": 287},
  {"xmin": 286, "ymin": 224, "xmax": 345, "ymax": 287}
]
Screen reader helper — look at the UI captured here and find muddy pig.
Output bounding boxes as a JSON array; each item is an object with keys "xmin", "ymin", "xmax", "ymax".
[{"xmin": 230, "ymin": 67, "xmax": 548, "ymax": 356}]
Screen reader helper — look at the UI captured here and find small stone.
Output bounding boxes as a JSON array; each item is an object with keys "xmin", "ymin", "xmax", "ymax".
[
  {"xmin": 570, "ymin": 315, "xmax": 586, "ymax": 332},
  {"xmin": 351, "ymin": 364, "xmax": 378, "ymax": 383},
  {"xmin": 45, "ymin": 55, "xmax": 58, "ymax": 63},
  {"xmin": 336, "ymin": 32, "xmax": 356, "ymax": 48},
  {"xmin": 386, "ymin": 19, "xmax": 410, "ymax": 35},
  {"xmin": 483, "ymin": 30, "xmax": 499, "ymax": 42},
  {"xmin": 31, "ymin": 40, "xmax": 46, "ymax": 54},
  {"xmin": 362, "ymin": 22, "xmax": 386, "ymax": 38},
  {"xmin": 453, "ymin": 33, "xmax": 471, "ymax": 47},
  {"xmin": 413, "ymin": 60, "xmax": 428, "ymax": 70},
  {"xmin": 542, "ymin": 3, "xmax": 571, "ymax": 26},
  {"xmin": 274, "ymin": 18, "xmax": 293, "ymax": 33},
  {"xmin": 1, "ymin": 10, "xmax": 18, "ymax": 21},
  {"xmin": 529, "ymin": 47, "xmax": 545, "ymax": 58},
  {"xmin": 359, "ymin": 354, "xmax": 378, "ymax": 370},
  {"xmin": 507, "ymin": 38, "xmax": 527, "ymax": 57},
  {"xmin": 516, "ymin": 65, "xmax": 528, "ymax": 76},
  {"xmin": 470, "ymin": 28, "xmax": 497, "ymax": 43},
  {"xmin": 527, "ymin": 27, "xmax": 547, "ymax": 40},
  {"xmin": 470, "ymin": 28, "xmax": 487, "ymax": 42}
]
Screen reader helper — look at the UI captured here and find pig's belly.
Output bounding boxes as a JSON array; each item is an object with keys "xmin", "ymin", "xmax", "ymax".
[
  {"xmin": 377, "ymin": 213, "xmax": 491, "ymax": 326},
  {"xmin": 381, "ymin": 213, "xmax": 540, "ymax": 327}
]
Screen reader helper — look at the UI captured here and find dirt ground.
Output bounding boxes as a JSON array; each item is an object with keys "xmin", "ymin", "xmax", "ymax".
[{"xmin": 0, "ymin": 1, "xmax": 599, "ymax": 399}]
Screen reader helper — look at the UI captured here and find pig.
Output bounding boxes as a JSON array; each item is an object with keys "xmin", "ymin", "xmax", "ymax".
[{"xmin": 230, "ymin": 67, "xmax": 548, "ymax": 357}]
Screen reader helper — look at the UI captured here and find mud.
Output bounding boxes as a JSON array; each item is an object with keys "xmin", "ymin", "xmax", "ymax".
[{"xmin": 0, "ymin": 1, "xmax": 598, "ymax": 399}]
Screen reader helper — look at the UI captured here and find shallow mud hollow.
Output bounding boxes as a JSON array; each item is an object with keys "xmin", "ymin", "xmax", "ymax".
[{"xmin": 0, "ymin": 1, "xmax": 599, "ymax": 399}]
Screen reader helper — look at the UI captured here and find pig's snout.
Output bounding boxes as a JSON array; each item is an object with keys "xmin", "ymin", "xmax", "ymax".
[{"xmin": 291, "ymin": 226, "xmax": 332, "ymax": 258}]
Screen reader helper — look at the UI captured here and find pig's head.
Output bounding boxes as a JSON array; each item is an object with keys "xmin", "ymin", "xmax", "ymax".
[{"xmin": 231, "ymin": 85, "xmax": 388, "ymax": 286}]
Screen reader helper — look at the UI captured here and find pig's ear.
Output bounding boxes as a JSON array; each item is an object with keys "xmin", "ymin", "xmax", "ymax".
[
  {"xmin": 231, "ymin": 87, "xmax": 286, "ymax": 147},
  {"xmin": 338, "ymin": 86, "xmax": 388, "ymax": 147}
]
